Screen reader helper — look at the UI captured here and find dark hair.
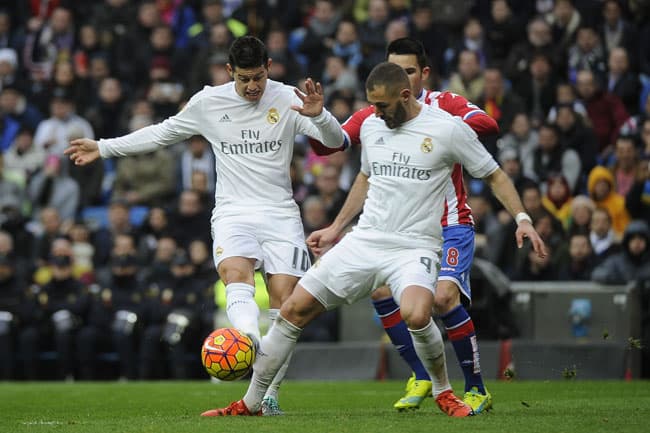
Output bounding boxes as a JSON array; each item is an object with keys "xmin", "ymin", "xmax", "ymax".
[
  {"xmin": 228, "ymin": 36, "xmax": 268, "ymax": 70},
  {"xmin": 386, "ymin": 37, "xmax": 428, "ymax": 70},
  {"xmin": 366, "ymin": 62, "xmax": 410, "ymax": 96}
]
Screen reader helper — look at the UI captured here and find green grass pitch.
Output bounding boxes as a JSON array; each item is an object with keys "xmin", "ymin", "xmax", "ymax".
[{"xmin": 1, "ymin": 380, "xmax": 648, "ymax": 433}]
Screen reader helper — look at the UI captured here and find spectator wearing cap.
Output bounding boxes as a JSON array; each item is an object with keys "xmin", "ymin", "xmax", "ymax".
[
  {"xmin": 0, "ymin": 47, "xmax": 21, "ymax": 90},
  {"xmin": 28, "ymin": 154, "xmax": 80, "ymax": 223},
  {"xmin": 33, "ymin": 86, "xmax": 95, "ymax": 157},
  {"xmin": 0, "ymin": 85, "xmax": 43, "ymax": 130},
  {"xmin": 567, "ymin": 194, "xmax": 596, "ymax": 237}
]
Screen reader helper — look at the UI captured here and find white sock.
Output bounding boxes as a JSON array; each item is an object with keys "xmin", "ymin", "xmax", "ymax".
[
  {"xmin": 225, "ymin": 282, "xmax": 261, "ymax": 344},
  {"xmin": 243, "ymin": 315, "xmax": 302, "ymax": 412},
  {"xmin": 264, "ymin": 309, "xmax": 293, "ymax": 401},
  {"xmin": 409, "ymin": 319, "xmax": 451, "ymax": 397}
]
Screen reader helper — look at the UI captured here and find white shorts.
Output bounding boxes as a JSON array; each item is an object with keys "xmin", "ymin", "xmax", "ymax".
[
  {"xmin": 299, "ymin": 229, "xmax": 439, "ymax": 310},
  {"xmin": 211, "ymin": 212, "xmax": 311, "ymax": 277}
]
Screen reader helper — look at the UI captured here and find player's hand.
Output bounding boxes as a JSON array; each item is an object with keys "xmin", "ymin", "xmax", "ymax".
[
  {"xmin": 291, "ymin": 78, "xmax": 324, "ymax": 117},
  {"xmin": 306, "ymin": 226, "xmax": 339, "ymax": 256},
  {"xmin": 515, "ymin": 220, "xmax": 548, "ymax": 258},
  {"xmin": 64, "ymin": 138, "xmax": 100, "ymax": 166}
]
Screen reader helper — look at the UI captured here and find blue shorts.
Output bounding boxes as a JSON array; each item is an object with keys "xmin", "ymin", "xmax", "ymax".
[{"xmin": 439, "ymin": 224, "xmax": 475, "ymax": 301}]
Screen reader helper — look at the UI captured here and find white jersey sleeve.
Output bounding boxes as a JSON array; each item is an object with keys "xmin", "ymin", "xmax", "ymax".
[
  {"xmin": 447, "ymin": 118, "xmax": 499, "ymax": 179},
  {"xmin": 98, "ymin": 89, "xmax": 206, "ymax": 158}
]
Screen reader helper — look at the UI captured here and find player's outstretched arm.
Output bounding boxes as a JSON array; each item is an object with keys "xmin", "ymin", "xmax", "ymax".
[
  {"xmin": 64, "ymin": 138, "xmax": 100, "ymax": 166},
  {"xmin": 293, "ymin": 78, "xmax": 346, "ymax": 149},
  {"xmin": 483, "ymin": 168, "xmax": 548, "ymax": 258},
  {"xmin": 291, "ymin": 78, "xmax": 324, "ymax": 117},
  {"xmin": 307, "ymin": 172, "xmax": 369, "ymax": 256}
]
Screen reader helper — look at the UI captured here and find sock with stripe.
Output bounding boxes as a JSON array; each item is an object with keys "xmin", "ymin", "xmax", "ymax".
[
  {"xmin": 440, "ymin": 304, "xmax": 485, "ymax": 394},
  {"xmin": 373, "ymin": 297, "xmax": 430, "ymax": 381}
]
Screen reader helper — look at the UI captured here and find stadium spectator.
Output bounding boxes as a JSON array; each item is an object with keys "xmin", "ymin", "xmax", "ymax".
[
  {"xmin": 307, "ymin": 164, "xmax": 347, "ymax": 223},
  {"xmin": 567, "ymin": 25, "xmax": 607, "ymax": 83},
  {"xmin": 606, "ymin": 47, "xmax": 641, "ymax": 116},
  {"xmin": 301, "ymin": 195, "xmax": 328, "ymax": 239},
  {"xmin": 546, "ymin": 0, "xmax": 581, "ymax": 53},
  {"xmin": 499, "ymin": 113, "xmax": 538, "ymax": 175},
  {"xmin": 483, "ymin": 0, "xmax": 524, "ymax": 71},
  {"xmin": 137, "ymin": 206, "xmax": 170, "ymax": 264},
  {"xmin": 167, "ymin": 189, "xmax": 211, "ymax": 249},
  {"xmin": 33, "ymin": 86, "xmax": 95, "ymax": 157},
  {"xmin": 542, "ymin": 174, "xmax": 574, "ymax": 228},
  {"xmin": 358, "ymin": 0, "xmax": 390, "ymax": 80},
  {"xmin": 589, "ymin": 207, "xmax": 621, "ymax": 265},
  {"xmin": 188, "ymin": 22, "xmax": 233, "ymax": 93},
  {"xmin": 587, "ymin": 165, "xmax": 631, "ymax": 236},
  {"xmin": 478, "ymin": 67, "xmax": 526, "ymax": 153},
  {"xmin": 513, "ymin": 53, "xmax": 558, "ymax": 127},
  {"xmin": 446, "ymin": 49, "xmax": 484, "ymax": 103},
  {"xmin": 22, "ymin": 7, "xmax": 75, "ymax": 80},
  {"xmin": 177, "ymin": 135, "xmax": 215, "ymax": 195},
  {"xmin": 297, "ymin": 0, "xmax": 340, "ymax": 82},
  {"xmin": 504, "ymin": 16, "xmax": 563, "ymax": 84},
  {"xmin": 609, "ymin": 135, "xmax": 640, "ymax": 197},
  {"xmin": 592, "ymin": 220, "xmax": 650, "ymax": 284},
  {"xmin": 524, "ymin": 122, "xmax": 581, "ymax": 193},
  {"xmin": 625, "ymin": 151, "xmax": 650, "ymax": 226},
  {"xmin": 554, "ymin": 102, "xmax": 598, "ymax": 176},
  {"xmin": 409, "ymin": 3, "xmax": 446, "ymax": 78},
  {"xmin": 0, "ymin": 85, "xmax": 43, "ymax": 131},
  {"xmin": 28, "ymin": 154, "xmax": 80, "ymax": 224},
  {"xmin": 0, "ymin": 47, "xmax": 23, "ymax": 91},
  {"xmin": 265, "ymin": 28, "xmax": 303, "ymax": 86},
  {"xmin": 91, "ymin": 199, "xmax": 139, "ymax": 269},
  {"xmin": 18, "ymin": 238, "xmax": 89, "ymax": 380},
  {"xmin": 575, "ymin": 69, "xmax": 628, "ymax": 158},
  {"xmin": 0, "ymin": 233, "xmax": 22, "ymax": 380},
  {"xmin": 0, "ymin": 102, "xmax": 19, "ymax": 152},
  {"xmin": 567, "ymin": 194, "xmax": 596, "ymax": 237},
  {"xmin": 557, "ymin": 233, "xmax": 596, "ymax": 281},
  {"xmin": 78, "ymin": 233, "xmax": 142, "ymax": 380},
  {"xmin": 447, "ymin": 17, "xmax": 488, "ymax": 72},
  {"xmin": 600, "ymin": 0, "xmax": 639, "ymax": 69}
]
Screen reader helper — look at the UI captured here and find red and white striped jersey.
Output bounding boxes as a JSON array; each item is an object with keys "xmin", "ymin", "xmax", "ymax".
[{"xmin": 335, "ymin": 89, "xmax": 499, "ymax": 227}]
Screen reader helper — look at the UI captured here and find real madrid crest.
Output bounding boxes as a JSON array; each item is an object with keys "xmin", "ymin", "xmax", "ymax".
[
  {"xmin": 267, "ymin": 108, "xmax": 279, "ymax": 124},
  {"xmin": 215, "ymin": 246, "xmax": 223, "ymax": 257},
  {"xmin": 421, "ymin": 137, "xmax": 433, "ymax": 153}
]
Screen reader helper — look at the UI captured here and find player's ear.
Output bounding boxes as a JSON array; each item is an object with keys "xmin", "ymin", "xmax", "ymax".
[
  {"xmin": 400, "ymin": 88, "xmax": 411, "ymax": 102},
  {"xmin": 266, "ymin": 58, "xmax": 272, "ymax": 70},
  {"xmin": 421, "ymin": 66, "xmax": 431, "ymax": 81},
  {"xmin": 226, "ymin": 63, "xmax": 234, "ymax": 77}
]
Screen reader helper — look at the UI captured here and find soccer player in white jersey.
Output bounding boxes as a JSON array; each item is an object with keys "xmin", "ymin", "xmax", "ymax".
[
  {"xmin": 64, "ymin": 36, "xmax": 346, "ymax": 416},
  {"xmin": 206, "ymin": 62, "xmax": 547, "ymax": 417}
]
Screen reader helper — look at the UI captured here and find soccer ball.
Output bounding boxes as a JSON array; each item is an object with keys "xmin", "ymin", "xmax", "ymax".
[{"xmin": 201, "ymin": 328, "xmax": 255, "ymax": 381}]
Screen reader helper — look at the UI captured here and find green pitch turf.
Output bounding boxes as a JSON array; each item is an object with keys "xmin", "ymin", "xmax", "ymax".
[{"xmin": 1, "ymin": 380, "xmax": 648, "ymax": 433}]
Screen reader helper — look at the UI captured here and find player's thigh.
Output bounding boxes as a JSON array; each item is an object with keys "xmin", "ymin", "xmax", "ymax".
[
  {"xmin": 384, "ymin": 247, "xmax": 438, "ymax": 310},
  {"xmin": 212, "ymin": 217, "xmax": 263, "ymax": 272},
  {"xmin": 259, "ymin": 214, "xmax": 311, "ymax": 277},
  {"xmin": 299, "ymin": 234, "xmax": 377, "ymax": 307},
  {"xmin": 439, "ymin": 225, "xmax": 475, "ymax": 302},
  {"xmin": 280, "ymin": 284, "xmax": 327, "ymax": 328},
  {"xmin": 217, "ymin": 256, "xmax": 256, "ymax": 285},
  {"xmin": 266, "ymin": 273, "xmax": 300, "ymax": 308}
]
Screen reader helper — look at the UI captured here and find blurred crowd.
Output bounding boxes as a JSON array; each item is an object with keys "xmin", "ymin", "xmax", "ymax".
[{"xmin": 1, "ymin": 0, "xmax": 650, "ymax": 380}]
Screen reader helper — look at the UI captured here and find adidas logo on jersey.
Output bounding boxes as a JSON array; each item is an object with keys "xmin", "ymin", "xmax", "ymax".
[
  {"xmin": 219, "ymin": 114, "xmax": 231, "ymax": 122},
  {"xmin": 375, "ymin": 136, "xmax": 385, "ymax": 145}
]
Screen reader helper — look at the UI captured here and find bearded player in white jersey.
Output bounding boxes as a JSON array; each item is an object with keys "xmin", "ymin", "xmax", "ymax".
[
  {"xmin": 205, "ymin": 62, "xmax": 547, "ymax": 417},
  {"xmin": 65, "ymin": 36, "xmax": 346, "ymax": 416}
]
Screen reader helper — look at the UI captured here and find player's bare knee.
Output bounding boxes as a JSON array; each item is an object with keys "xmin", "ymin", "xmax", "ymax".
[
  {"xmin": 433, "ymin": 281, "xmax": 461, "ymax": 314},
  {"xmin": 400, "ymin": 307, "xmax": 430, "ymax": 330},
  {"xmin": 371, "ymin": 285, "xmax": 391, "ymax": 300}
]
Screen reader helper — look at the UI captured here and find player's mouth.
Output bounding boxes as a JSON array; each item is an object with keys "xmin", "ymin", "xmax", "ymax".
[{"xmin": 245, "ymin": 90, "xmax": 261, "ymax": 99}]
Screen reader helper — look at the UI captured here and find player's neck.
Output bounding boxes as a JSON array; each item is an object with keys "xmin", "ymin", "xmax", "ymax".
[{"xmin": 405, "ymin": 98, "xmax": 422, "ymax": 122}]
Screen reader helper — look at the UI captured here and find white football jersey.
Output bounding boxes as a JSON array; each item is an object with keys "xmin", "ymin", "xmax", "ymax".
[
  {"xmin": 357, "ymin": 104, "xmax": 498, "ymax": 247},
  {"xmin": 98, "ymin": 80, "xmax": 339, "ymax": 216}
]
